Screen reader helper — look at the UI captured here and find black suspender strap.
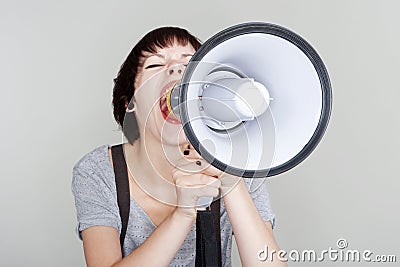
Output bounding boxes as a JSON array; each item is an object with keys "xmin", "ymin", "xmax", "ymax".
[
  {"xmin": 195, "ymin": 200, "xmax": 222, "ymax": 267},
  {"xmin": 211, "ymin": 199, "xmax": 221, "ymax": 267},
  {"xmin": 111, "ymin": 144, "xmax": 130, "ymax": 251}
]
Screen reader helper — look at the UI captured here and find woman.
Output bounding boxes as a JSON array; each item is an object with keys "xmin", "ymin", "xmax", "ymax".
[{"xmin": 72, "ymin": 26, "xmax": 286, "ymax": 267}]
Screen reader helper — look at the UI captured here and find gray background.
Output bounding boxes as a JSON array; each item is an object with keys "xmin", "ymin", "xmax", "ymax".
[{"xmin": 1, "ymin": 0, "xmax": 399, "ymax": 266}]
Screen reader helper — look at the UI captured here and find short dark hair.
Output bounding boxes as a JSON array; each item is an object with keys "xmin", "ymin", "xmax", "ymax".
[{"xmin": 112, "ymin": 27, "xmax": 201, "ymax": 127}]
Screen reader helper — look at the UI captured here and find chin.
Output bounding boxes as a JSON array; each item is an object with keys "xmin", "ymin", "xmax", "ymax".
[
  {"xmin": 152, "ymin": 110, "xmax": 186, "ymax": 146},
  {"xmin": 159, "ymin": 124, "xmax": 187, "ymax": 146}
]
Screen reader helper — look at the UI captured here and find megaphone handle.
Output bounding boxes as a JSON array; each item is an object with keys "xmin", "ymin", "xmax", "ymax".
[{"xmin": 197, "ymin": 196, "xmax": 213, "ymax": 208}]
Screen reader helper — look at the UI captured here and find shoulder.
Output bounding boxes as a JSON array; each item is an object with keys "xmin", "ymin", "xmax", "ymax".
[
  {"xmin": 71, "ymin": 144, "xmax": 123, "ymax": 237},
  {"xmin": 73, "ymin": 144, "xmax": 111, "ymax": 174},
  {"xmin": 71, "ymin": 144, "xmax": 116, "ymax": 195}
]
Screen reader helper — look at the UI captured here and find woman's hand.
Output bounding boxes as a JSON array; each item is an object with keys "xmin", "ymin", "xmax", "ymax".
[
  {"xmin": 172, "ymin": 159, "xmax": 221, "ymax": 218},
  {"xmin": 176, "ymin": 144, "xmax": 242, "ymax": 198},
  {"xmin": 172, "ymin": 145, "xmax": 222, "ymax": 218}
]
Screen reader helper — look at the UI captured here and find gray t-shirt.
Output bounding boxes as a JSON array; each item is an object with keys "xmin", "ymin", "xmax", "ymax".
[{"xmin": 72, "ymin": 144, "xmax": 276, "ymax": 267}]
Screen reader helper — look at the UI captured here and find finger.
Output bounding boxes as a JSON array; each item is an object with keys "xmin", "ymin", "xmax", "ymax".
[
  {"xmin": 174, "ymin": 157, "xmax": 223, "ymax": 179},
  {"xmin": 197, "ymin": 186, "xmax": 220, "ymax": 198},
  {"xmin": 178, "ymin": 184, "xmax": 220, "ymax": 203},
  {"xmin": 174, "ymin": 173, "xmax": 221, "ymax": 187},
  {"xmin": 193, "ymin": 159, "xmax": 223, "ymax": 178},
  {"xmin": 180, "ymin": 146, "xmax": 217, "ymax": 171},
  {"xmin": 182, "ymin": 145, "xmax": 202, "ymax": 160},
  {"xmin": 173, "ymin": 158, "xmax": 211, "ymax": 175},
  {"xmin": 181, "ymin": 144, "xmax": 201, "ymax": 158}
]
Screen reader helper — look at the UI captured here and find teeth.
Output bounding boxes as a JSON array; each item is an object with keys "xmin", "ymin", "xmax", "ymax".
[
  {"xmin": 159, "ymin": 82, "xmax": 181, "ymax": 124},
  {"xmin": 161, "ymin": 101, "xmax": 167, "ymax": 110}
]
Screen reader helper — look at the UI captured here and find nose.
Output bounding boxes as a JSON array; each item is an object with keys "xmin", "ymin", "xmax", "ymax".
[{"xmin": 167, "ymin": 64, "xmax": 185, "ymax": 76}]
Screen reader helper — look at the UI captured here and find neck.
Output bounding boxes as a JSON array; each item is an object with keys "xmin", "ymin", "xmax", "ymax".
[{"xmin": 124, "ymin": 133, "xmax": 183, "ymax": 206}]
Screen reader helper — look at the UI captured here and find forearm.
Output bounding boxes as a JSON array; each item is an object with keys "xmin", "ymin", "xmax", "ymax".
[
  {"xmin": 112, "ymin": 209, "xmax": 195, "ymax": 267},
  {"xmin": 223, "ymin": 179, "xmax": 287, "ymax": 267}
]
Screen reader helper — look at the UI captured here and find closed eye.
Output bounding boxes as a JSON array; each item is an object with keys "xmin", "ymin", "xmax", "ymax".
[{"xmin": 145, "ymin": 64, "xmax": 164, "ymax": 69}]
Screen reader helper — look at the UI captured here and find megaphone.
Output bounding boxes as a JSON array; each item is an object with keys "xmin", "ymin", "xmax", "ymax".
[{"xmin": 164, "ymin": 22, "xmax": 332, "ymax": 178}]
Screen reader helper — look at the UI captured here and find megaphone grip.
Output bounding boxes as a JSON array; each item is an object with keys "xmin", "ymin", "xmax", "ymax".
[{"xmin": 197, "ymin": 196, "xmax": 213, "ymax": 207}]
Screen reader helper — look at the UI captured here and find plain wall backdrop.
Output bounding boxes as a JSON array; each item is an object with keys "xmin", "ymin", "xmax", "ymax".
[{"xmin": 1, "ymin": 0, "xmax": 399, "ymax": 266}]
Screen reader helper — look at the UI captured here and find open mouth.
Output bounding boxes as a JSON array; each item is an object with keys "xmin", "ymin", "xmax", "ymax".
[{"xmin": 160, "ymin": 81, "xmax": 181, "ymax": 124}]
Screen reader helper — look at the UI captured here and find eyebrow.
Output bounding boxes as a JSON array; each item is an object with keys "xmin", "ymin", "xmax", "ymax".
[{"xmin": 144, "ymin": 53, "xmax": 194, "ymax": 59}]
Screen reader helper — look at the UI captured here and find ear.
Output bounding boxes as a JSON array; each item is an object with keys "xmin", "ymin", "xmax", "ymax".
[
  {"xmin": 122, "ymin": 111, "xmax": 140, "ymax": 144},
  {"xmin": 123, "ymin": 95, "xmax": 140, "ymax": 144},
  {"xmin": 126, "ymin": 96, "xmax": 136, "ymax": 112}
]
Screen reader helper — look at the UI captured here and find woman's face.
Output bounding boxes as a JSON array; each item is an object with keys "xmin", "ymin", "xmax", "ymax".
[{"xmin": 132, "ymin": 41, "xmax": 196, "ymax": 146}]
